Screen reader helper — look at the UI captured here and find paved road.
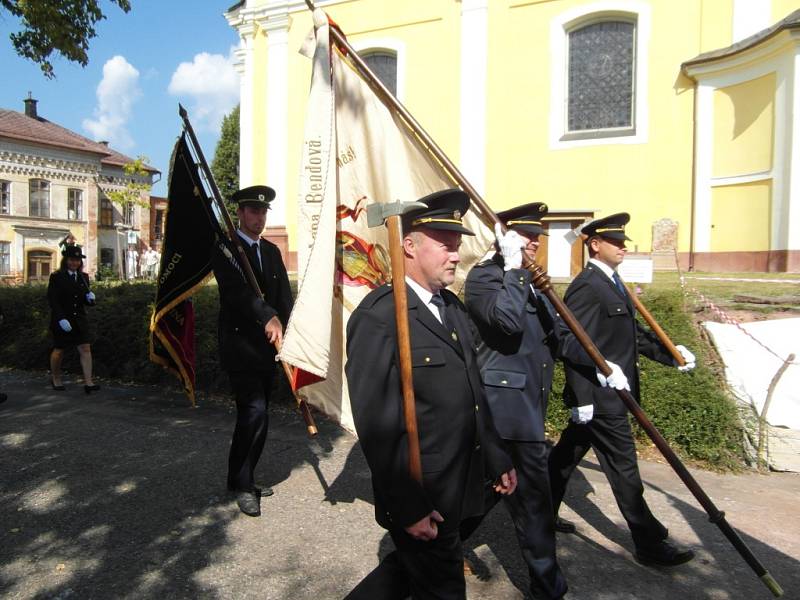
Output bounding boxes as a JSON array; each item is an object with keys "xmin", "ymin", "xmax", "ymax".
[{"xmin": 1, "ymin": 369, "xmax": 798, "ymax": 599}]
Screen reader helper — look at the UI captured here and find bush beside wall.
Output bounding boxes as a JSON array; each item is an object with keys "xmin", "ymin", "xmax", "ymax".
[{"xmin": 1, "ymin": 280, "xmax": 744, "ymax": 469}]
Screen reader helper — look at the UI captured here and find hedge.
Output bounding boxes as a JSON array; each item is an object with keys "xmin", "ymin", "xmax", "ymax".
[{"xmin": 0, "ymin": 279, "xmax": 745, "ymax": 469}]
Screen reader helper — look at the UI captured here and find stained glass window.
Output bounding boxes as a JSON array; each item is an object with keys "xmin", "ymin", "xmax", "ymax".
[{"xmin": 567, "ymin": 20, "xmax": 635, "ymax": 134}]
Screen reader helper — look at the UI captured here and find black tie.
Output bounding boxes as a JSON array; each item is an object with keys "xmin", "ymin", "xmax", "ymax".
[
  {"xmin": 430, "ymin": 294, "xmax": 448, "ymax": 328},
  {"xmin": 250, "ymin": 242, "xmax": 261, "ymax": 272},
  {"xmin": 612, "ymin": 271, "xmax": 626, "ymax": 295},
  {"xmin": 71, "ymin": 272, "xmax": 77, "ymax": 283}
]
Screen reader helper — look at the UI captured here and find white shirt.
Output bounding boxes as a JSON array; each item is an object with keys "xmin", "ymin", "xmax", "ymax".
[
  {"xmin": 237, "ymin": 230, "xmax": 261, "ymax": 265},
  {"xmin": 588, "ymin": 258, "xmax": 617, "ymax": 282},
  {"xmin": 405, "ymin": 276, "xmax": 444, "ymax": 324}
]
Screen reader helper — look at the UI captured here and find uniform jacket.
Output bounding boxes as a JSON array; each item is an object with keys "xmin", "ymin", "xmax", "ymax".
[
  {"xmin": 562, "ymin": 262, "xmax": 674, "ymax": 415},
  {"xmin": 345, "ymin": 283, "xmax": 513, "ymax": 533},
  {"xmin": 465, "ymin": 255, "xmax": 592, "ymax": 441},
  {"xmin": 47, "ymin": 269, "xmax": 93, "ymax": 330},
  {"xmin": 211, "ymin": 235, "xmax": 293, "ymax": 373}
]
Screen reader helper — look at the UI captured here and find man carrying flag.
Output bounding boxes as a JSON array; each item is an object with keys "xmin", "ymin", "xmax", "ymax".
[
  {"xmin": 344, "ymin": 190, "xmax": 516, "ymax": 600},
  {"xmin": 211, "ymin": 185, "xmax": 293, "ymax": 517},
  {"xmin": 549, "ymin": 213, "xmax": 697, "ymax": 567}
]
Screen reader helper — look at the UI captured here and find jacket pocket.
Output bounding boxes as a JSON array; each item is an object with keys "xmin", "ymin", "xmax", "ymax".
[
  {"xmin": 482, "ymin": 369, "xmax": 526, "ymax": 389},
  {"xmin": 411, "ymin": 347, "xmax": 446, "ymax": 367},
  {"xmin": 607, "ymin": 302, "xmax": 627, "ymax": 317},
  {"xmin": 421, "ymin": 452, "xmax": 444, "ymax": 473}
]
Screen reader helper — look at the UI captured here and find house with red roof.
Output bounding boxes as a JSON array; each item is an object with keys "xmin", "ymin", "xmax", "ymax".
[{"xmin": 0, "ymin": 95, "xmax": 159, "ymax": 283}]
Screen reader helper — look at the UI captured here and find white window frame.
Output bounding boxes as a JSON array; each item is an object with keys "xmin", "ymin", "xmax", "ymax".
[
  {"xmin": 29, "ymin": 178, "xmax": 50, "ymax": 217},
  {"xmin": 124, "ymin": 202, "xmax": 135, "ymax": 226},
  {"xmin": 351, "ymin": 38, "xmax": 406, "ymax": 101},
  {"xmin": 68, "ymin": 188, "xmax": 83, "ymax": 220},
  {"xmin": 550, "ymin": 1, "xmax": 651, "ymax": 149},
  {"xmin": 0, "ymin": 241, "xmax": 10, "ymax": 275},
  {"xmin": 0, "ymin": 180, "xmax": 10, "ymax": 215}
]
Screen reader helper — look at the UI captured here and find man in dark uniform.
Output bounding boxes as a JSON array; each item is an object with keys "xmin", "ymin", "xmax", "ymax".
[
  {"xmin": 463, "ymin": 203, "xmax": 626, "ymax": 600},
  {"xmin": 211, "ymin": 185, "xmax": 293, "ymax": 517},
  {"xmin": 549, "ymin": 212, "xmax": 697, "ymax": 566},
  {"xmin": 344, "ymin": 189, "xmax": 517, "ymax": 600}
]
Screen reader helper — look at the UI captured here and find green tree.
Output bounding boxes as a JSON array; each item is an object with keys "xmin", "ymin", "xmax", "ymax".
[
  {"xmin": 211, "ymin": 104, "xmax": 240, "ymax": 217},
  {"xmin": 106, "ymin": 155, "xmax": 152, "ymax": 208},
  {"xmin": 2, "ymin": 0, "xmax": 131, "ymax": 79}
]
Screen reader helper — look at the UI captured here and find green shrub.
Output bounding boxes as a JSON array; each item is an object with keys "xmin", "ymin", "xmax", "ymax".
[
  {"xmin": 1, "ymin": 279, "xmax": 745, "ymax": 469},
  {"xmin": 546, "ymin": 285, "xmax": 744, "ymax": 470},
  {"xmin": 0, "ymin": 281, "xmax": 229, "ymax": 396}
]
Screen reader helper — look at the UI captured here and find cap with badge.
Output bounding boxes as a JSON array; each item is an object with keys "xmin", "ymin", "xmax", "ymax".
[
  {"xmin": 497, "ymin": 202, "xmax": 549, "ymax": 236},
  {"xmin": 62, "ymin": 244, "xmax": 86, "ymax": 259},
  {"xmin": 232, "ymin": 185, "xmax": 276, "ymax": 208},
  {"xmin": 402, "ymin": 188, "xmax": 475, "ymax": 236},
  {"xmin": 581, "ymin": 212, "xmax": 632, "ymax": 241}
]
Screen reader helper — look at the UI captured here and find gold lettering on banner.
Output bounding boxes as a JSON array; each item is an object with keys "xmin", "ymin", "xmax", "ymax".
[
  {"xmin": 336, "ymin": 145, "xmax": 356, "ymax": 168},
  {"xmin": 159, "ymin": 253, "xmax": 182, "ymax": 285},
  {"xmin": 304, "ymin": 139, "xmax": 324, "ymax": 203}
]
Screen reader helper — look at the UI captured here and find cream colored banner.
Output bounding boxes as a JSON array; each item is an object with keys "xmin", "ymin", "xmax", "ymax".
[{"xmin": 281, "ymin": 12, "xmax": 493, "ymax": 432}]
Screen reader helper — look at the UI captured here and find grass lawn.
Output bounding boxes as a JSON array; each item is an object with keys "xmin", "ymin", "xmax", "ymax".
[{"xmin": 638, "ymin": 272, "xmax": 800, "ymax": 319}]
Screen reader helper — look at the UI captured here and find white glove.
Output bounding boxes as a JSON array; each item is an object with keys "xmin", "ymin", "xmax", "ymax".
[
  {"xmin": 596, "ymin": 360, "xmax": 630, "ymax": 391},
  {"xmin": 571, "ymin": 404, "xmax": 594, "ymax": 424},
  {"xmin": 676, "ymin": 345, "xmax": 696, "ymax": 372},
  {"xmin": 86, "ymin": 291, "xmax": 96, "ymax": 302},
  {"xmin": 494, "ymin": 223, "xmax": 525, "ymax": 271},
  {"xmin": 58, "ymin": 319, "xmax": 72, "ymax": 333}
]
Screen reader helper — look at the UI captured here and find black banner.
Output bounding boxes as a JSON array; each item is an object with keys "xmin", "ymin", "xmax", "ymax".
[{"xmin": 149, "ymin": 133, "xmax": 223, "ymax": 403}]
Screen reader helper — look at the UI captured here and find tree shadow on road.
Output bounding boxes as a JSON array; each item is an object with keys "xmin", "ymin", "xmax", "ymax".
[{"xmin": 0, "ymin": 371, "xmax": 347, "ymax": 599}]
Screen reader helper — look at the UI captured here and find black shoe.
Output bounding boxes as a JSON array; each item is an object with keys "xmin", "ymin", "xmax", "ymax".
[
  {"xmin": 227, "ymin": 483, "xmax": 273, "ymax": 497},
  {"xmin": 554, "ymin": 517, "xmax": 576, "ymax": 534},
  {"xmin": 51, "ymin": 380, "xmax": 66, "ymax": 391},
  {"xmin": 0, "ymin": 393, "xmax": 7, "ymax": 404},
  {"xmin": 84, "ymin": 384, "xmax": 100, "ymax": 394},
  {"xmin": 235, "ymin": 490, "xmax": 261, "ymax": 517},
  {"xmin": 635, "ymin": 541, "xmax": 695, "ymax": 567}
]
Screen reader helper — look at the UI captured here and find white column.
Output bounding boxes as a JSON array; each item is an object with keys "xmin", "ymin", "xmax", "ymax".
[
  {"xmin": 786, "ymin": 50, "xmax": 800, "ymax": 251},
  {"xmin": 233, "ymin": 23, "xmax": 256, "ymax": 188},
  {"xmin": 693, "ymin": 83, "xmax": 714, "ymax": 252},
  {"xmin": 260, "ymin": 15, "xmax": 290, "ymax": 227},
  {"xmin": 459, "ymin": 0, "xmax": 488, "ymax": 196},
  {"xmin": 733, "ymin": 0, "xmax": 771, "ymax": 44}
]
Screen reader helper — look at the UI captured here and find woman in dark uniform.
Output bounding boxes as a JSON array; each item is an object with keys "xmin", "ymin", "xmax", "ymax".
[{"xmin": 47, "ymin": 244, "xmax": 99, "ymax": 393}]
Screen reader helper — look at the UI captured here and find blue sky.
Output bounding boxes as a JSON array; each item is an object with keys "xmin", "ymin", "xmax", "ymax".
[{"xmin": 0, "ymin": 1, "xmax": 241, "ymax": 196}]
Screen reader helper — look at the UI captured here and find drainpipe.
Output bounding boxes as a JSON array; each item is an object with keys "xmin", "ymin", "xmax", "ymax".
[{"xmin": 688, "ymin": 81, "xmax": 697, "ymax": 272}]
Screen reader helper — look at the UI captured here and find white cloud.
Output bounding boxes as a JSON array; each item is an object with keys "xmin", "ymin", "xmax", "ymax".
[
  {"xmin": 82, "ymin": 55, "xmax": 142, "ymax": 150},
  {"xmin": 168, "ymin": 48, "xmax": 239, "ymax": 132}
]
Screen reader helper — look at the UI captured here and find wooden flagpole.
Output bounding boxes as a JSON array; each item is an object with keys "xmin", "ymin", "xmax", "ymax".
[{"xmin": 301, "ymin": 3, "xmax": 782, "ymax": 594}]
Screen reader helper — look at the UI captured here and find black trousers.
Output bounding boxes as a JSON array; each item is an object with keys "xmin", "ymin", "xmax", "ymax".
[
  {"xmin": 227, "ymin": 370, "xmax": 274, "ymax": 492},
  {"xmin": 344, "ymin": 526, "xmax": 465, "ymax": 600},
  {"xmin": 548, "ymin": 414, "xmax": 668, "ymax": 549},
  {"xmin": 460, "ymin": 442, "xmax": 567, "ymax": 600}
]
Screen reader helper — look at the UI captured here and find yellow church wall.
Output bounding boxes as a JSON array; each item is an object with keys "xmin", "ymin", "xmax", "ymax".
[
  {"xmin": 773, "ymin": 1, "xmax": 800, "ymax": 24},
  {"xmin": 699, "ymin": 0, "xmax": 734, "ymax": 53},
  {"xmin": 242, "ymin": 0, "xmax": 790, "ymax": 262},
  {"xmin": 275, "ymin": 0, "xmax": 463, "ymax": 246},
  {"xmin": 484, "ymin": 0, "xmax": 709, "ymax": 252},
  {"xmin": 710, "ymin": 180, "xmax": 771, "ymax": 252},
  {"xmin": 712, "ymin": 73, "xmax": 775, "ymax": 178}
]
